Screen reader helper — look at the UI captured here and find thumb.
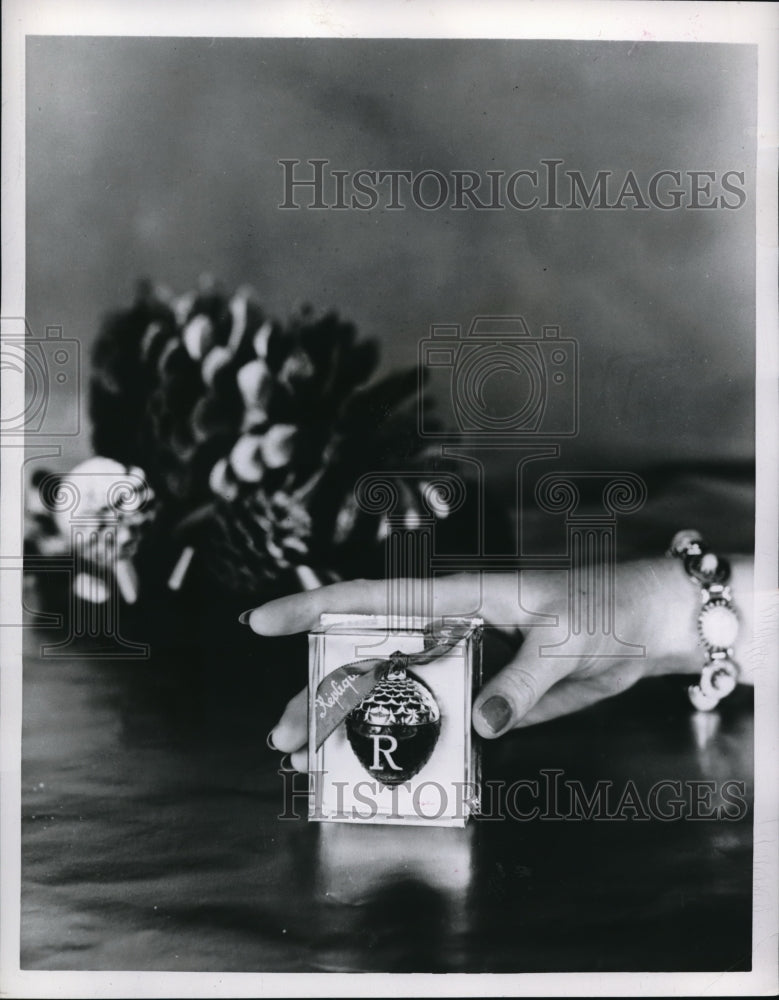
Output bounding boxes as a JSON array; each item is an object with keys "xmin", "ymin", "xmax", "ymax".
[{"xmin": 473, "ymin": 647, "xmax": 572, "ymax": 739}]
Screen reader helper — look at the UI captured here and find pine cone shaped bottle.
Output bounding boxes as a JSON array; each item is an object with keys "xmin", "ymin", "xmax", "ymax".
[{"xmin": 345, "ymin": 663, "xmax": 441, "ymax": 785}]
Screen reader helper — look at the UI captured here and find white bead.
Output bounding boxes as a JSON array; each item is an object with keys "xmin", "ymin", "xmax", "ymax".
[
  {"xmin": 700, "ymin": 658, "xmax": 739, "ymax": 698},
  {"xmin": 700, "ymin": 552, "xmax": 719, "ymax": 574},
  {"xmin": 670, "ymin": 529, "xmax": 703, "ymax": 557},
  {"xmin": 698, "ymin": 602, "xmax": 738, "ymax": 649},
  {"xmin": 688, "ymin": 684, "xmax": 720, "ymax": 712},
  {"xmin": 710, "ymin": 667, "xmax": 737, "ymax": 697}
]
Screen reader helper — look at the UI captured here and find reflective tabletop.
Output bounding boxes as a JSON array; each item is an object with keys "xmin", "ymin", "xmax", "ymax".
[{"xmin": 22, "ymin": 615, "xmax": 752, "ymax": 973}]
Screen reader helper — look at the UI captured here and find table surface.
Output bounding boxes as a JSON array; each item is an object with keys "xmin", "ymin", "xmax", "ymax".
[{"xmin": 21, "ymin": 615, "xmax": 753, "ymax": 974}]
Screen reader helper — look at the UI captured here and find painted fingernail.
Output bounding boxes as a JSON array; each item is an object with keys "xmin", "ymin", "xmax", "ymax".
[
  {"xmin": 238, "ymin": 608, "xmax": 254, "ymax": 625},
  {"xmin": 266, "ymin": 730, "xmax": 279, "ymax": 751},
  {"xmin": 478, "ymin": 695, "xmax": 512, "ymax": 733}
]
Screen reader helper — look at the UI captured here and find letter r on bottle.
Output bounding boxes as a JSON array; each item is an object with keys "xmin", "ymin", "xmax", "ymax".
[{"xmin": 370, "ymin": 734, "xmax": 403, "ymax": 771}]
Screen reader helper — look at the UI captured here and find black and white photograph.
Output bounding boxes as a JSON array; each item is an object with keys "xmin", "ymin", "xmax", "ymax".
[{"xmin": 1, "ymin": 1, "xmax": 777, "ymax": 996}]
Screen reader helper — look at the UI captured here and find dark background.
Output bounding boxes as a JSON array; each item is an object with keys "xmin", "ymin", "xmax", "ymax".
[{"xmin": 26, "ymin": 37, "xmax": 756, "ymax": 475}]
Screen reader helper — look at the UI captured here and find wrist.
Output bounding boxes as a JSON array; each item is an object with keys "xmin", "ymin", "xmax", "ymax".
[{"xmin": 626, "ymin": 556, "xmax": 701, "ymax": 676}]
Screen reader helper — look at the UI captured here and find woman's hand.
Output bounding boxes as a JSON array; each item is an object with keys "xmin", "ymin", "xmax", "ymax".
[{"xmin": 242, "ymin": 556, "xmax": 753, "ymax": 772}]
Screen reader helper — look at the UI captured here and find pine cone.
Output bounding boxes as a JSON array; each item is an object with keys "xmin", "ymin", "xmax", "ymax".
[{"xmin": 86, "ymin": 277, "xmax": 456, "ymax": 606}]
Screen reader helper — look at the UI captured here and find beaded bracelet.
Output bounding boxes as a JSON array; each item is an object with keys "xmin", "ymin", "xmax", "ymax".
[{"xmin": 668, "ymin": 530, "xmax": 740, "ymax": 711}]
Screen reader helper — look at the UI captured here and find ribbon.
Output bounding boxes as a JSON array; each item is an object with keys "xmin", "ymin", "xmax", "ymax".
[{"xmin": 313, "ymin": 622, "xmax": 473, "ymax": 749}]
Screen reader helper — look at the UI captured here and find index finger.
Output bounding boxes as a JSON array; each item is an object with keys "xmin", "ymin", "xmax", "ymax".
[
  {"xmin": 240, "ymin": 572, "xmax": 502, "ymax": 636},
  {"xmin": 241, "ymin": 578, "xmax": 387, "ymax": 635}
]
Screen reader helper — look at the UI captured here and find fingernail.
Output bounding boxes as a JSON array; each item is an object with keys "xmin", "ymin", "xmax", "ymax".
[
  {"xmin": 478, "ymin": 695, "xmax": 512, "ymax": 734},
  {"xmin": 266, "ymin": 730, "xmax": 279, "ymax": 751},
  {"xmin": 238, "ymin": 608, "xmax": 254, "ymax": 625}
]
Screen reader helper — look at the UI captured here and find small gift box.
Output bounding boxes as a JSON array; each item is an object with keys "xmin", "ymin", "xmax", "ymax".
[{"xmin": 308, "ymin": 614, "xmax": 482, "ymax": 827}]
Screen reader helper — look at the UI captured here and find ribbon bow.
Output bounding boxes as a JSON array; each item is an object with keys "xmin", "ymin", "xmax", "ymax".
[{"xmin": 313, "ymin": 622, "xmax": 473, "ymax": 749}]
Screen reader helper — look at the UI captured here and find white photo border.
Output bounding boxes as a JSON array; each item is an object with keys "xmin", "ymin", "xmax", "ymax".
[{"xmin": 2, "ymin": 1, "xmax": 777, "ymax": 997}]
